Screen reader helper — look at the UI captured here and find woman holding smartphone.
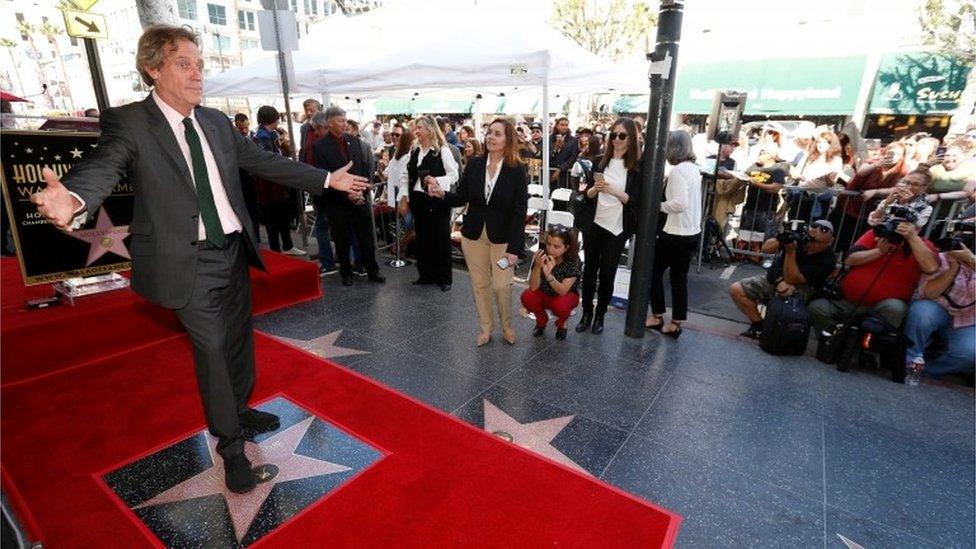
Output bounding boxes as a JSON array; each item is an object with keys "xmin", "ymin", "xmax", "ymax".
[
  {"xmin": 521, "ymin": 225, "xmax": 581, "ymax": 340},
  {"xmin": 575, "ymin": 117, "xmax": 642, "ymax": 334},
  {"xmin": 429, "ymin": 118, "xmax": 529, "ymax": 346}
]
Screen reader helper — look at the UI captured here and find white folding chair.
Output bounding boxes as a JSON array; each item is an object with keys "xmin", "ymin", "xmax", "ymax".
[
  {"xmin": 550, "ymin": 188, "xmax": 572, "ymax": 202},
  {"xmin": 546, "ymin": 210, "xmax": 574, "ymax": 229},
  {"xmin": 527, "ymin": 184, "xmax": 544, "ymax": 197}
]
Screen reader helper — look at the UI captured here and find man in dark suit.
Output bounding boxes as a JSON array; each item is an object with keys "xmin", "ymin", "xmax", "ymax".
[
  {"xmin": 311, "ymin": 106, "xmax": 385, "ymax": 286},
  {"xmin": 30, "ymin": 25, "xmax": 367, "ymax": 494},
  {"xmin": 549, "ymin": 117, "xmax": 579, "ymax": 190}
]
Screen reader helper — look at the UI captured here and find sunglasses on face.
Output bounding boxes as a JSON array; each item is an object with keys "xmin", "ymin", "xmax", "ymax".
[
  {"xmin": 608, "ymin": 132, "xmax": 628, "ymax": 141},
  {"xmin": 392, "ymin": 133, "xmax": 402, "ymax": 137}
]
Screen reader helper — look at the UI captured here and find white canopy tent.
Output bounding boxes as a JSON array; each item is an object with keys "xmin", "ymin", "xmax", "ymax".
[{"xmin": 204, "ymin": 2, "xmax": 649, "ymax": 217}]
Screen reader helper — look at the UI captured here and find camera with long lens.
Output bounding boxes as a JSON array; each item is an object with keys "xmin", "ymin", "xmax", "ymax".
[
  {"xmin": 871, "ymin": 204, "xmax": 919, "ymax": 244},
  {"xmin": 777, "ymin": 219, "xmax": 811, "ymax": 247},
  {"xmin": 935, "ymin": 219, "xmax": 976, "ymax": 252}
]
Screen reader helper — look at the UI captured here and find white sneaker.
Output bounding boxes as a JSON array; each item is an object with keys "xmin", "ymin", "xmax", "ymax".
[{"xmin": 282, "ymin": 248, "xmax": 307, "ymax": 256}]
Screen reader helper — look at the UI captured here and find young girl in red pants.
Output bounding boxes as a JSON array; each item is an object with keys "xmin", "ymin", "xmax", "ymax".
[{"xmin": 521, "ymin": 225, "xmax": 582, "ymax": 340}]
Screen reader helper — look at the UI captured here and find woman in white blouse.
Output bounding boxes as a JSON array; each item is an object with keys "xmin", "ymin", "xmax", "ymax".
[
  {"xmin": 645, "ymin": 130, "xmax": 702, "ymax": 338},
  {"xmin": 787, "ymin": 130, "xmax": 844, "ymax": 221},
  {"xmin": 575, "ymin": 117, "xmax": 643, "ymax": 335},
  {"xmin": 401, "ymin": 116, "xmax": 459, "ymax": 291}
]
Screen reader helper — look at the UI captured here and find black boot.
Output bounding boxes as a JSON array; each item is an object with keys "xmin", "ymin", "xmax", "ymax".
[
  {"xmin": 575, "ymin": 310, "xmax": 593, "ymax": 333},
  {"xmin": 591, "ymin": 314, "xmax": 605, "ymax": 334}
]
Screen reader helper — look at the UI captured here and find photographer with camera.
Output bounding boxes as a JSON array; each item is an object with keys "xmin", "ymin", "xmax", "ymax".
[
  {"xmin": 902, "ymin": 222, "xmax": 975, "ymax": 381},
  {"xmin": 866, "ymin": 170, "xmax": 933, "ymax": 231},
  {"xmin": 729, "ymin": 219, "xmax": 837, "ymax": 339},
  {"xmin": 808, "ymin": 220, "xmax": 939, "ymax": 334}
]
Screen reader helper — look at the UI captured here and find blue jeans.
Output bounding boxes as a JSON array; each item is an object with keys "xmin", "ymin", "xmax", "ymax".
[
  {"xmin": 904, "ymin": 300, "xmax": 976, "ymax": 377},
  {"xmin": 314, "ymin": 209, "xmax": 336, "ymax": 270}
]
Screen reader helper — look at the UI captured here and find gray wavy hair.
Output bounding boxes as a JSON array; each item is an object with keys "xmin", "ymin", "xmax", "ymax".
[{"xmin": 136, "ymin": 24, "xmax": 199, "ymax": 86}]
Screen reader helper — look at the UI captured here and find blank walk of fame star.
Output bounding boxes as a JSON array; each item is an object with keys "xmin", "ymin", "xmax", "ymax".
[
  {"xmin": 482, "ymin": 399, "xmax": 589, "ymax": 475},
  {"xmin": 276, "ymin": 329, "xmax": 369, "ymax": 359},
  {"xmin": 132, "ymin": 417, "xmax": 351, "ymax": 544}
]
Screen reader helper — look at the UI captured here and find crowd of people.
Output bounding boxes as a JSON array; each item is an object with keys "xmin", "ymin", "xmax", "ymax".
[
  {"xmin": 230, "ymin": 100, "xmax": 975, "ymax": 383},
  {"xmin": 26, "ymin": 26, "xmax": 973, "ymax": 497}
]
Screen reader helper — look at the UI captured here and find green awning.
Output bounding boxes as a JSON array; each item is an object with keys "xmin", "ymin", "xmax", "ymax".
[
  {"xmin": 372, "ymin": 98, "xmax": 473, "ymax": 115},
  {"xmin": 868, "ymin": 52, "xmax": 973, "ymax": 115},
  {"xmin": 490, "ymin": 96, "xmax": 540, "ymax": 115},
  {"xmin": 612, "ymin": 95, "xmax": 648, "ymax": 114},
  {"xmin": 671, "ymin": 55, "xmax": 867, "ymax": 115}
]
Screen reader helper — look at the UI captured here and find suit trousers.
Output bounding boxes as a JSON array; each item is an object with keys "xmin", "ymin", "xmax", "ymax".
[
  {"xmin": 410, "ymin": 191, "xmax": 453, "ymax": 285},
  {"xmin": 461, "ymin": 227, "xmax": 514, "ymax": 334},
  {"xmin": 581, "ymin": 224, "xmax": 628, "ymax": 316},
  {"xmin": 326, "ymin": 201, "xmax": 378, "ymax": 278},
  {"xmin": 173, "ymin": 234, "xmax": 254, "ymax": 460},
  {"xmin": 259, "ymin": 202, "xmax": 294, "ymax": 252},
  {"xmin": 650, "ymin": 232, "xmax": 700, "ymax": 321}
]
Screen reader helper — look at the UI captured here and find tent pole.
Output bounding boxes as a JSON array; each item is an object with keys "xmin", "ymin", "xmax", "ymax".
[{"xmin": 541, "ymin": 82, "xmax": 550, "ymax": 230}]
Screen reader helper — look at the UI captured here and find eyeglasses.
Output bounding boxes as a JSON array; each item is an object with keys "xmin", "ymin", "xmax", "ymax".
[
  {"xmin": 172, "ymin": 58, "xmax": 205, "ymax": 73},
  {"xmin": 608, "ymin": 132, "xmax": 629, "ymax": 141},
  {"xmin": 392, "ymin": 133, "xmax": 402, "ymax": 138}
]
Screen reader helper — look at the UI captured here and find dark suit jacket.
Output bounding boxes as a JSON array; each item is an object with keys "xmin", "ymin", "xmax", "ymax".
[
  {"xmin": 444, "ymin": 156, "xmax": 529, "ymax": 256},
  {"xmin": 576, "ymin": 155, "xmax": 643, "ymax": 237},
  {"xmin": 311, "ymin": 132, "xmax": 369, "ymax": 210},
  {"xmin": 62, "ymin": 96, "xmax": 328, "ymax": 309},
  {"xmin": 550, "ymin": 133, "xmax": 579, "ymax": 172}
]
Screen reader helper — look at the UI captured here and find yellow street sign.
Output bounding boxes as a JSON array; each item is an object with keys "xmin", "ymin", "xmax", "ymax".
[
  {"xmin": 63, "ymin": 9, "xmax": 108, "ymax": 40},
  {"xmin": 69, "ymin": 0, "xmax": 100, "ymax": 11}
]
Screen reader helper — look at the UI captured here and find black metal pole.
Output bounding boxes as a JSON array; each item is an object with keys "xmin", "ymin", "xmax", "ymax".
[
  {"xmin": 624, "ymin": 0, "xmax": 683, "ymax": 338},
  {"xmin": 83, "ymin": 38, "xmax": 109, "ymax": 112}
]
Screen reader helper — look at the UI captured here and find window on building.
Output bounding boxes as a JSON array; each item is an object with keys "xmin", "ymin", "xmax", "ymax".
[
  {"xmin": 237, "ymin": 10, "xmax": 255, "ymax": 30},
  {"xmin": 207, "ymin": 3, "xmax": 227, "ymax": 25},
  {"xmin": 211, "ymin": 34, "xmax": 230, "ymax": 53},
  {"xmin": 290, "ymin": 0, "xmax": 298, "ymax": 12},
  {"xmin": 178, "ymin": 0, "xmax": 197, "ymax": 20},
  {"xmin": 302, "ymin": 0, "xmax": 311, "ymax": 14},
  {"xmin": 310, "ymin": 0, "xmax": 318, "ymax": 15},
  {"xmin": 241, "ymin": 38, "xmax": 259, "ymax": 50}
]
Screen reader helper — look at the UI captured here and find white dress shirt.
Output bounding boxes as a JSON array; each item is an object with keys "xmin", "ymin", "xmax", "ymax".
[
  {"xmin": 661, "ymin": 161, "xmax": 703, "ymax": 236},
  {"xmin": 152, "ymin": 92, "xmax": 243, "ymax": 240},
  {"xmin": 594, "ymin": 158, "xmax": 627, "ymax": 236},
  {"xmin": 408, "ymin": 144, "xmax": 459, "ymax": 200},
  {"xmin": 383, "ymin": 153, "xmax": 409, "ymax": 207},
  {"xmin": 485, "ymin": 158, "xmax": 502, "ymax": 202}
]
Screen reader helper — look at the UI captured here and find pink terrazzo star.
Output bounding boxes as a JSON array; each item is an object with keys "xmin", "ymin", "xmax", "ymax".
[
  {"xmin": 482, "ymin": 399, "xmax": 590, "ymax": 475},
  {"xmin": 133, "ymin": 417, "xmax": 350, "ymax": 543},
  {"xmin": 67, "ymin": 209, "xmax": 131, "ymax": 266}
]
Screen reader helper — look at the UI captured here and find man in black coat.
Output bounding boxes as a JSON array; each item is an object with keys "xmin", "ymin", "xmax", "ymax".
[
  {"xmin": 549, "ymin": 117, "xmax": 579, "ymax": 190},
  {"xmin": 311, "ymin": 106, "xmax": 385, "ymax": 286}
]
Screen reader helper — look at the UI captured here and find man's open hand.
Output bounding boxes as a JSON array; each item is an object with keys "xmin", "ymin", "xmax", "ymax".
[
  {"xmin": 329, "ymin": 161, "xmax": 369, "ymax": 193},
  {"xmin": 30, "ymin": 167, "xmax": 80, "ymax": 233}
]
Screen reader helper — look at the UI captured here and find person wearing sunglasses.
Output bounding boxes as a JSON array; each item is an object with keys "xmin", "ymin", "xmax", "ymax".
[
  {"xmin": 729, "ymin": 219, "xmax": 837, "ymax": 339},
  {"xmin": 575, "ymin": 117, "xmax": 642, "ymax": 334}
]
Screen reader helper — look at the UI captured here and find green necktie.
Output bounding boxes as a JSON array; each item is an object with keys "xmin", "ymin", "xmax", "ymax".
[{"xmin": 182, "ymin": 118, "xmax": 225, "ymax": 247}]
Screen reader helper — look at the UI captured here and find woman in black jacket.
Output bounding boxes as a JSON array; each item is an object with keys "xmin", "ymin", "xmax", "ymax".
[
  {"xmin": 429, "ymin": 118, "xmax": 529, "ymax": 346},
  {"xmin": 574, "ymin": 117, "xmax": 642, "ymax": 334}
]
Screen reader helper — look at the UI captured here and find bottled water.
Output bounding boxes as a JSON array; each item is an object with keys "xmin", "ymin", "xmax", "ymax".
[{"xmin": 905, "ymin": 357, "xmax": 924, "ymax": 386}]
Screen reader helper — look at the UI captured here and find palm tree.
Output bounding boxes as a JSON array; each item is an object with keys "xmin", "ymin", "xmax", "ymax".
[
  {"xmin": 0, "ymin": 37, "xmax": 24, "ymax": 95},
  {"xmin": 15, "ymin": 20, "xmax": 52, "ymax": 108},
  {"xmin": 38, "ymin": 18, "xmax": 75, "ymax": 111}
]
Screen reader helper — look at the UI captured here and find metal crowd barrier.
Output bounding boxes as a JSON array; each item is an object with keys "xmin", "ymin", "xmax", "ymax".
[{"xmin": 697, "ymin": 180, "xmax": 970, "ymax": 272}]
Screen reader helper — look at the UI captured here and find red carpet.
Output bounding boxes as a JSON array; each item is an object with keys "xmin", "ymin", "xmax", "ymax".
[
  {"xmin": 1, "ymin": 252, "xmax": 320, "ymax": 386},
  {"xmin": 1, "ymin": 333, "xmax": 681, "ymax": 547}
]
